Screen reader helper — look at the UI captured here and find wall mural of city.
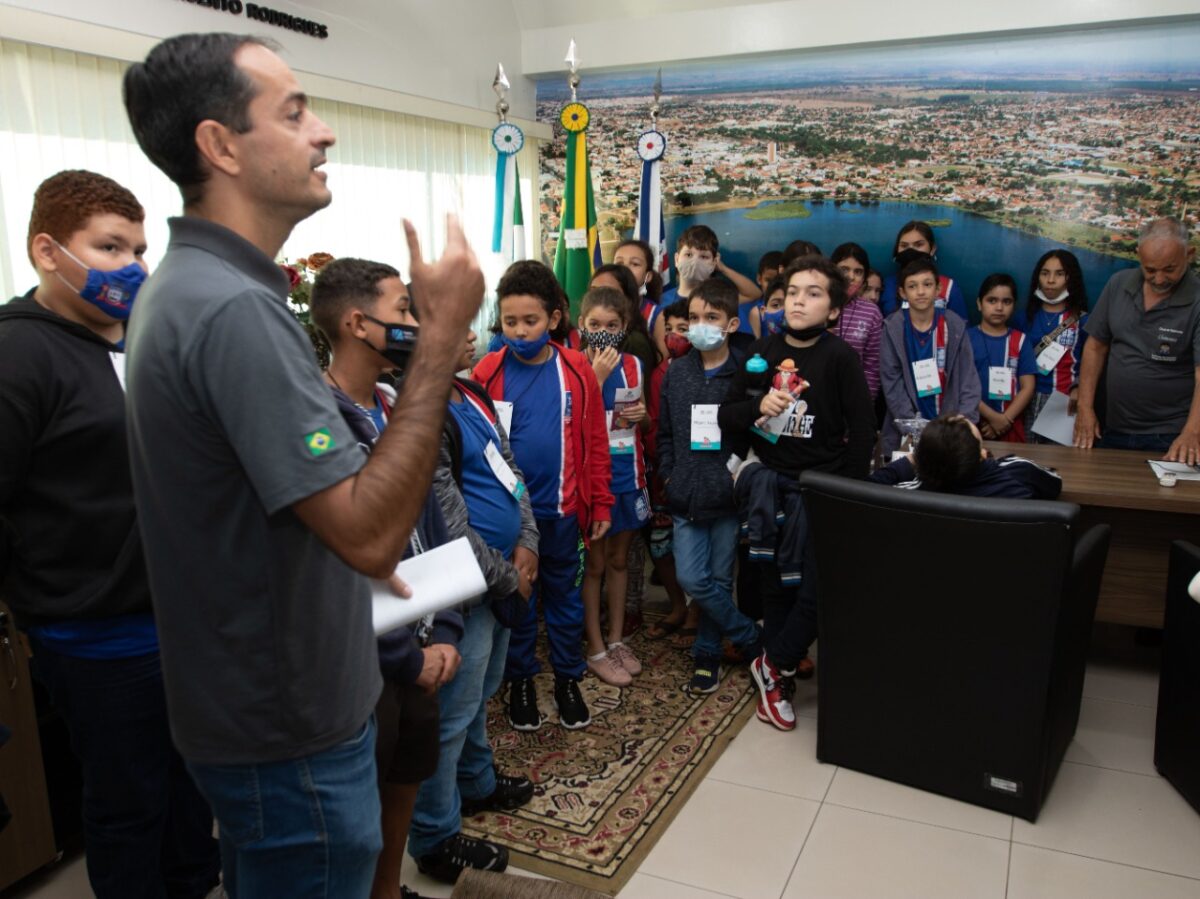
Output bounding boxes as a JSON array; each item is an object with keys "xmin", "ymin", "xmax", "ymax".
[{"xmin": 534, "ymin": 19, "xmax": 1200, "ymax": 309}]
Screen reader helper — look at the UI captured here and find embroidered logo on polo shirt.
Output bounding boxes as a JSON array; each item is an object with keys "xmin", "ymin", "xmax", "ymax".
[{"xmin": 305, "ymin": 428, "xmax": 336, "ymax": 456}]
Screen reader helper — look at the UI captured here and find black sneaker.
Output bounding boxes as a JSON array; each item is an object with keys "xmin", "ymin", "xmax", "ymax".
[
  {"xmin": 415, "ymin": 832, "xmax": 508, "ymax": 885},
  {"xmin": 687, "ymin": 656, "xmax": 721, "ymax": 694},
  {"xmin": 553, "ymin": 675, "xmax": 591, "ymax": 729},
  {"xmin": 461, "ymin": 772, "xmax": 535, "ymax": 817},
  {"xmin": 508, "ymin": 677, "xmax": 542, "ymax": 731}
]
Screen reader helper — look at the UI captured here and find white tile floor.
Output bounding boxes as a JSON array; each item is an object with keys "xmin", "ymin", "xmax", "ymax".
[{"xmin": 13, "ymin": 627, "xmax": 1199, "ymax": 899}]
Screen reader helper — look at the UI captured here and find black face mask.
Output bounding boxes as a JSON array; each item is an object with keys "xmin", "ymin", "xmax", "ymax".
[
  {"xmin": 363, "ymin": 313, "xmax": 419, "ymax": 371},
  {"xmin": 784, "ymin": 323, "xmax": 827, "ymax": 342}
]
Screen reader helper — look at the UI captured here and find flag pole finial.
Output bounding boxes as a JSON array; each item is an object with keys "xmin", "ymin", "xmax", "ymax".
[
  {"xmin": 565, "ymin": 39, "xmax": 580, "ymax": 102},
  {"xmin": 493, "ymin": 63, "xmax": 510, "ymax": 123},
  {"xmin": 650, "ymin": 68, "xmax": 662, "ymax": 127}
]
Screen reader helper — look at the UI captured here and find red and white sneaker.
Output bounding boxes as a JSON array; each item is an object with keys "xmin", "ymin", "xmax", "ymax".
[{"xmin": 751, "ymin": 652, "xmax": 796, "ymax": 731}]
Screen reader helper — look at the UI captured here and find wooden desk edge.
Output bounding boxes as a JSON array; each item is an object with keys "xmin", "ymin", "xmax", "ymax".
[{"xmin": 982, "ymin": 441, "xmax": 1200, "ymax": 515}]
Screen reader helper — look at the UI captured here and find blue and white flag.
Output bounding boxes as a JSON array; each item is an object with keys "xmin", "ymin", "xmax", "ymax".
[
  {"xmin": 634, "ymin": 128, "xmax": 669, "ymax": 285},
  {"xmin": 492, "ymin": 122, "xmax": 526, "ymax": 262}
]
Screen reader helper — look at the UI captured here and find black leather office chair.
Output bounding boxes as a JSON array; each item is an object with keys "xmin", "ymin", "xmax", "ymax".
[
  {"xmin": 798, "ymin": 471, "xmax": 1109, "ymax": 821},
  {"xmin": 1154, "ymin": 541, "xmax": 1200, "ymax": 816}
]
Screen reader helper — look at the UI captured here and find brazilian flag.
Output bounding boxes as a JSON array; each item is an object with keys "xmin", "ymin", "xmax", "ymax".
[{"xmin": 553, "ymin": 101, "xmax": 601, "ymax": 322}]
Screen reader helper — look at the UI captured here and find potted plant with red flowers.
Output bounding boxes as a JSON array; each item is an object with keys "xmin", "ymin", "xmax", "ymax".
[{"xmin": 279, "ymin": 252, "xmax": 335, "ymax": 368}]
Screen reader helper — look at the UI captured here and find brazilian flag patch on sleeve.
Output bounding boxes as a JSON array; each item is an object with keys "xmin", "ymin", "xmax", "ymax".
[{"xmin": 305, "ymin": 427, "xmax": 336, "ymax": 457}]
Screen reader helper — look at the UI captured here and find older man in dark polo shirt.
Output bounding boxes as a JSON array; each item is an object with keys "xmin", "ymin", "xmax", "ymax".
[
  {"xmin": 121, "ymin": 34, "xmax": 483, "ymax": 897},
  {"xmin": 1075, "ymin": 218, "xmax": 1200, "ymax": 462}
]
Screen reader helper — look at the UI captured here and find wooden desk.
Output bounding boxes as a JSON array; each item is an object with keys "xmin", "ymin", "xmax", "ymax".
[{"xmin": 984, "ymin": 442, "xmax": 1200, "ymax": 628}]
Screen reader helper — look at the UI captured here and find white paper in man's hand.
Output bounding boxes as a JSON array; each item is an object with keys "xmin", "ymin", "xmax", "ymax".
[
  {"xmin": 371, "ymin": 537, "xmax": 486, "ymax": 635},
  {"xmin": 1031, "ymin": 391, "xmax": 1075, "ymax": 446}
]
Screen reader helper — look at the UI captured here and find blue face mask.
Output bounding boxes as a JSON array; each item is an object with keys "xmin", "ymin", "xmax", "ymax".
[
  {"xmin": 54, "ymin": 241, "xmax": 146, "ymax": 321},
  {"xmin": 502, "ymin": 330, "xmax": 552, "ymax": 360},
  {"xmin": 761, "ymin": 308, "xmax": 786, "ymax": 336},
  {"xmin": 687, "ymin": 323, "xmax": 727, "ymax": 352}
]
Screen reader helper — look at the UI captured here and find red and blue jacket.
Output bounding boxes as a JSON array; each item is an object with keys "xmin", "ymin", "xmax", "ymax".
[{"xmin": 471, "ymin": 343, "xmax": 613, "ymax": 544}]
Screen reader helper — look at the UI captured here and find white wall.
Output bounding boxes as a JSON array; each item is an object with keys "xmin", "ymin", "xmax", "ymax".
[
  {"xmin": 9, "ymin": 1, "xmax": 1199, "ymax": 120},
  {"xmin": 520, "ymin": 0, "xmax": 1200, "ymax": 74},
  {"xmin": 0, "ymin": 0, "xmax": 546, "ymax": 132}
]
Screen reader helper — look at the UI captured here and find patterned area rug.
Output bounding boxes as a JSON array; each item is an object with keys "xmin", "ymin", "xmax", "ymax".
[{"xmin": 462, "ymin": 618, "xmax": 757, "ymax": 896}]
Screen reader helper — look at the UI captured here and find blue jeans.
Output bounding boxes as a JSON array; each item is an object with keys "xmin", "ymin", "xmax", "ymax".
[
  {"xmin": 409, "ymin": 601, "xmax": 510, "ymax": 857},
  {"xmin": 1097, "ymin": 431, "xmax": 1176, "ymax": 453},
  {"xmin": 28, "ymin": 641, "xmax": 220, "ymax": 899},
  {"xmin": 186, "ymin": 718, "xmax": 382, "ymax": 899},
  {"xmin": 673, "ymin": 515, "xmax": 760, "ymax": 661},
  {"xmin": 506, "ymin": 517, "xmax": 586, "ymax": 679}
]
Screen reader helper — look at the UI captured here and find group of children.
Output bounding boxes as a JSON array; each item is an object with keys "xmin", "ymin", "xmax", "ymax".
[
  {"xmin": 741, "ymin": 222, "xmax": 1088, "ymax": 458},
  {"xmin": 463, "ymin": 219, "xmax": 1077, "ymax": 734},
  {"xmin": 3, "ymin": 165, "xmax": 1070, "ymax": 898}
]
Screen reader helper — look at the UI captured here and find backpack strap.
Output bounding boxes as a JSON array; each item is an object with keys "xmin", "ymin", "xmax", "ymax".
[
  {"xmin": 455, "ymin": 376, "xmax": 498, "ymax": 419},
  {"xmin": 442, "ymin": 415, "xmax": 464, "ymax": 488},
  {"xmin": 442, "ymin": 378, "xmax": 500, "ymax": 488}
]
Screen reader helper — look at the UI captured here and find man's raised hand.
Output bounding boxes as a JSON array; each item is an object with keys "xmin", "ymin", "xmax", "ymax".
[{"xmin": 403, "ymin": 215, "xmax": 484, "ymax": 343}]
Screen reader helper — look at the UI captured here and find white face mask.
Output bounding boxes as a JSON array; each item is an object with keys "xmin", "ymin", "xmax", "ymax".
[
  {"xmin": 1036, "ymin": 288, "xmax": 1068, "ymax": 306},
  {"xmin": 678, "ymin": 256, "xmax": 716, "ymax": 284}
]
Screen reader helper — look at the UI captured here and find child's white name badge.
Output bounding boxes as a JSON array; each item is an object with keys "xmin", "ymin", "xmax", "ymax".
[
  {"xmin": 987, "ymin": 366, "xmax": 1013, "ymax": 401},
  {"xmin": 690, "ymin": 404, "xmax": 721, "ymax": 451},
  {"xmin": 1036, "ymin": 341, "xmax": 1067, "ymax": 376},
  {"xmin": 607, "ymin": 411, "xmax": 636, "ymax": 456},
  {"xmin": 493, "ymin": 401, "xmax": 514, "ymax": 436},
  {"xmin": 484, "ymin": 441, "xmax": 525, "ymax": 499},
  {"xmin": 912, "ymin": 358, "xmax": 942, "ymax": 397}
]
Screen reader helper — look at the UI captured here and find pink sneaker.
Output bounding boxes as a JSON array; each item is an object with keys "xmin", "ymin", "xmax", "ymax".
[
  {"xmin": 587, "ymin": 651, "xmax": 632, "ymax": 687},
  {"xmin": 607, "ymin": 642, "xmax": 642, "ymax": 676}
]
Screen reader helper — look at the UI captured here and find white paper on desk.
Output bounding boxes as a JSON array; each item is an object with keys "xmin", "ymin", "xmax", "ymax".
[
  {"xmin": 1147, "ymin": 460, "xmax": 1200, "ymax": 482},
  {"xmin": 1031, "ymin": 391, "xmax": 1075, "ymax": 446},
  {"xmin": 371, "ymin": 537, "xmax": 486, "ymax": 636}
]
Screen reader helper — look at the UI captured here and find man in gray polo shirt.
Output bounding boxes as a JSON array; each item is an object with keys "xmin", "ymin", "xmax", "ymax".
[
  {"xmin": 122, "ymin": 33, "xmax": 483, "ymax": 897},
  {"xmin": 1075, "ymin": 218, "xmax": 1200, "ymax": 461}
]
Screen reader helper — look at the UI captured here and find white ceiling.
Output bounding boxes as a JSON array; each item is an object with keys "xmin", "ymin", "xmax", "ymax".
[
  {"xmin": 292, "ymin": 0, "xmax": 756, "ymax": 29},
  {"xmin": 508, "ymin": 0, "xmax": 746, "ymax": 29}
]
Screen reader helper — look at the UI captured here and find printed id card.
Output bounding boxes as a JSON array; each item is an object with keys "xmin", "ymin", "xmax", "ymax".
[
  {"xmin": 1036, "ymin": 341, "xmax": 1067, "ymax": 376},
  {"xmin": 690, "ymin": 404, "xmax": 721, "ymax": 450},
  {"xmin": 912, "ymin": 358, "xmax": 942, "ymax": 397},
  {"xmin": 987, "ymin": 366, "xmax": 1013, "ymax": 401}
]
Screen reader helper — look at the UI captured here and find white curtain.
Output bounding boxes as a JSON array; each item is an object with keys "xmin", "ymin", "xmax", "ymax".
[{"xmin": 0, "ymin": 38, "xmax": 537, "ymax": 335}]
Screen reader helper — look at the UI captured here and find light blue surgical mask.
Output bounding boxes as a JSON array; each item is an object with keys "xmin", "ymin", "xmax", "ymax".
[{"xmin": 687, "ymin": 323, "xmax": 727, "ymax": 352}]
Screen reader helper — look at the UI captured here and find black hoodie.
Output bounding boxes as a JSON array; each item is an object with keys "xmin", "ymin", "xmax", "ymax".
[{"xmin": 0, "ymin": 291, "xmax": 150, "ymax": 629}]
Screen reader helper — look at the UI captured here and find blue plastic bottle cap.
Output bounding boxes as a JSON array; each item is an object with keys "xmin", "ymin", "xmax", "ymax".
[{"xmin": 746, "ymin": 353, "xmax": 768, "ymax": 374}]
